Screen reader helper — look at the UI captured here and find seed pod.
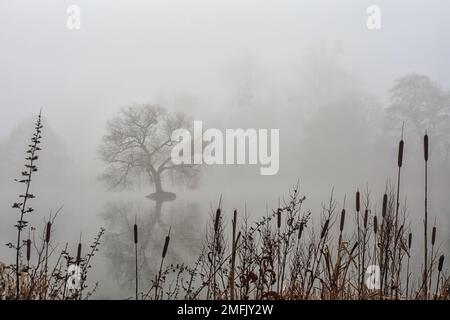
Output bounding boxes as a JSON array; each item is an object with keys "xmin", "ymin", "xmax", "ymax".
[
  {"xmin": 339, "ymin": 209, "xmax": 346, "ymax": 232},
  {"xmin": 356, "ymin": 191, "xmax": 360, "ymax": 212},
  {"xmin": 408, "ymin": 232, "xmax": 412, "ymax": 249},
  {"xmin": 162, "ymin": 231, "xmax": 170, "ymax": 258},
  {"xmin": 320, "ymin": 219, "xmax": 329, "ymax": 239},
  {"xmin": 298, "ymin": 222, "xmax": 304, "ymax": 240},
  {"xmin": 277, "ymin": 209, "xmax": 281, "ymax": 229},
  {"xmin": 382, "ymin": 194, "xmax": 387, "ymax": 218},
  {"xmin": 438, "ymin": 255, "xmax": 444, "ymax": 272},
  {"xmin": 432, "ymin": 226, "xmax": 436, "ymax": 246},
  {"xmin": 364, "ymin": 209, "xmax": 368, "ymax": 229},
  {"xmin": 76, "ymin": 243, "xmax": 82, "ymax": 263},
  {"xmin": 373, "ymin": 216, "xmax": 378, "ymax": 234},
  {"xmin": 45, "ymin": 222, "xmax": 51, "ymax": 243},
  {"xmin": 214, "ymin": 208, "xmax": 221, "ymax": 233},
  {"xmin": 26, "ymin": 239, "xmax": 31, "ymax": 261},
  {"xmin": 398, "ymin": 139, "xmax": 404, "ymax": 167},
  {"xmin": 134, "ymin": 224, "xmax": 138, "ymax": 244},
  {"xmin": 424, "ymin": 133, "xmax": 429, "ymax": 162}
]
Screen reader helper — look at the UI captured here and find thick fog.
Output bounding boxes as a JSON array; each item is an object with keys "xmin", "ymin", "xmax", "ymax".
[{"xmin": 1, "ymin": 0, "xmax": 449, "ymax": 298}]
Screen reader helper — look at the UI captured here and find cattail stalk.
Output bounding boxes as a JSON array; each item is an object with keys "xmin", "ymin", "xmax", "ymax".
[
  {"xmin": 42, "ymin": 220, "xmax": 52, "ymax": 300},
  {"xmin": 213, "ymin": 208, "xmax": 220, "ymax": 299},
  {"xmin": 134, "ymin": 218, "xmax": 138, "ymax": 300},
  {"xmin": 156, "ymin": 227, "xmax": 171, "ymax": 299},
  {"xmin": 44, "ymin": 221, "xmax": 51, "ymax": 273},
  {"xmin": 373, "ymin": 215, "xmax": 378, "ymax": 267},
  {"xmin": 428, "ymin": 225, "xmax": 436, "ymax": 294},
  {"xmin": 355, "ymin": 190, "xmax": 362, "ymax": 297},
  {"xmin": 435, "ymin": 255, "xmax": 444, "ymax": 299},
  {"xmin": 361, "ymin": 207, "xmax": 369, "ymax": 298},
  {"xmin": 338, "ymin": 209, "xmax": 345, "ymax": 248},
  {"xmin": 405, "ymin": 232, "xmax": 412, "ymax": 299},
  {"xmin": 276, "ymin": 205, "xmax": 282, "ymax": 293},
  {"xmin": 73, "ymin": 236, "xmax": 82, "ymax": 300},
  {"xmin": 379, "ymin": 193, "xmax": 388, "ymax": 298},
  {"xmin": 228, "ymin": 210, "xmax": 238, "ymax": 300},
  {"xmin": 395, "ymin": 224, "xmax": 404, "ymax": 294},
  {"xmin": 423, "ymin": 131, "xmax": 429, "ymax": 299},
  {"xmin": 392, "ymin": 127, "xmax": 404, "ymax": 298},
  {"xmin": 62, "ymin": 242, "xmax": 70, "ymax": 300}
]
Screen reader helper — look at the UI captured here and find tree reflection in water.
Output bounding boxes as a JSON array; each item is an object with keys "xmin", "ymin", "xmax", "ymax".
[{"xmin": 99, "ymin": 199, "xmax": 203, "ymax": 294}]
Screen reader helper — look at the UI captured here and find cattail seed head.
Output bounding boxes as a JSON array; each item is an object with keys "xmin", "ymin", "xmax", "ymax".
[
  {"xmin": 339, "ymin": 209, "xmax": 346, "ymax": 232},
  {"xmin": 162, "ymin": 231, "xmax": 170, "ymax": 258},
  {"xmin": 26, "ymin": 239, "xmax": 31, "ymax": 261},
  {"xmin": 373, "ymin": 216, "xmax": 378, "ymax": 234},
  {"xmin": 320, "ymin": 219, "xmax": 329, "ymax": 239},
  {"xmin": 382, "ymin": 194, "xmax": 387, "ymax": 218},
  {"xmin": 408, "ymin": 232, "xmax": 412, "ymax": 249},
  {"xmin": 298, "ymin": 222, "xmax": 304, "ymax": 240},
  {"xmin": 356, "ymin": 191, "xmax": 360, "ymax": 212},
  {"xmin": 424, "ymin": 133, "xmax": 429, "ymax": 162},
  {"xmin": 432, "ymin": 226, "xmax": 436, "ymax": 246},
  {"xmin": 277, "ymin": 209, "xmax": 281, "ymax": 229},
  {"xmin": 76, "ymin": 243, "xmax": 82, "ymax": 263},
  {"xmin": 233, "ymin": 209, "xmax": 237, "ymax": 224},
  {"xmin": 45, "ymin": 222, "xmax": 51, "ymax": 243},
  {"xmin": 134, "ymin": 224, "xmax": 138, "ymax": 244},
  {"xmin": 363, "ymin": 209, "xmax": 368, "ymax": 229},
  {"xmin": 214, "ymin": 208, "xmax": 221, "ymax": 233},
  {"xmin": 398, "ymin": 140, "xmax": 404, "ymax": 167},
  {"xmin": 438, "ymin": 255, "xmax": 444, "ymax": 272}
]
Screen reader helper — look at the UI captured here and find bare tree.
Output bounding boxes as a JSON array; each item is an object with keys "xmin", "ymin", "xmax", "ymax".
[
  {"xmin": 385, "ymin": 74, "xmax": 450, "ymax": 160},
  {"xmin": 99, "ymin": 104, "xmax": 199, "ymax": 219}
]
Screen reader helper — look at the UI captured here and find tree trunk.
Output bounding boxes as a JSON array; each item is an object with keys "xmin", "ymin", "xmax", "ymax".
[
  {"xmin": 154, "ymin": 173, "xmax": 164, "ymax": 194},
  {"xmin": 151, "ymin": 172, "xmax": 167, "ymax": 223}
]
